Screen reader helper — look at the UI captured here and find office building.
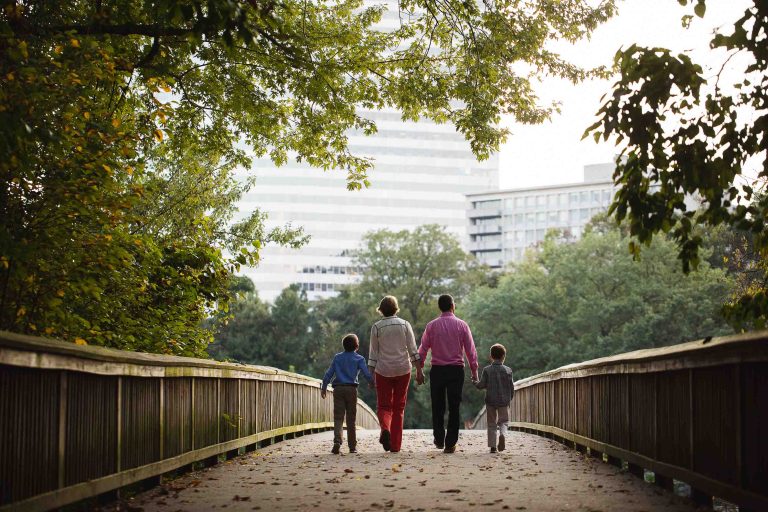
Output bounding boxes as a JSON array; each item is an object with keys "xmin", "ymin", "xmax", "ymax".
[
  {"xmin": 236, "ymin": 109, "xmax": 499, "ymax": 301},
  {"xmin": 467, "ymin": 163, "xmax": 616, "ymax": 267}
]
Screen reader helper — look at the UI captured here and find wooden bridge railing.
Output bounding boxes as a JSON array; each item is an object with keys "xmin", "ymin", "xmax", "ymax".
[
  {"xmin": 0, "ymin": 331, "xmax": 378, "ymax": 511},
  {"xmin": 470, "ymin": 331, "xmax": 768, "ymax": 511}
]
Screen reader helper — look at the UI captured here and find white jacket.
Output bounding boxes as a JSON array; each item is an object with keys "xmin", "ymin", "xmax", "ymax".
[{"xmin": 368, "ymin": 316, "xmax": 420, "ymax": 377}]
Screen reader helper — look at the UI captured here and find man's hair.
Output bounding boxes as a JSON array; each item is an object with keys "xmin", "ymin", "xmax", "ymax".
[
  {"xmin": 437, "ymin": 294, "xmax": 454, "ymax": 312},
  {"xmin": 490, "ymin": 343, "xmax": 506, "ymax": 360},
  {"xmin": 342, "ymin": 333, "xmax": 359, "ymax": 352},
  {"xmin": 378, "ymin": 295, "xmax": 399, "ymax": 317}
]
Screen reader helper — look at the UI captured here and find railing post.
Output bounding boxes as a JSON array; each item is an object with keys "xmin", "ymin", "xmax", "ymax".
[
  {"xmin": 653, "ymin": 372, "xmax": 658, "ymax": 461},
  {"xmin": 159, "ymin": 377, "xmax": 164, "ymax": 460},
  {"xmin": 688, "ymin": 368, "xmax": 694, "ymax": 472},
  {"xmin": 57, "ymin": 371, "xmax": 67, "ymax": 489},
  {"xmin": 625, "ymin": 374, "xmax": 630, "ymax": 452},
  {"xmin": 190, "ymin": 378, "xmax": 196, "ymax": 450},
  {"xmin": 116, "ymin": 376, "xmax": 122, "ymax": 473},
  {"xmin": 216, "ymin": 378, "xmax": 221, "ymax": 443},
  {"xmin": 735, "ymin": 364, "xmax": 742, "ymax": 489},
  {"xmin": 237, "ymin": 379, "xmax": 241, "ymax": 439}
]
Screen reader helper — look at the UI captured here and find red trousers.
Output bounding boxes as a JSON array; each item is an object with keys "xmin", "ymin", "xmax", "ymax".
[{"xmin": 375, "ymin": 372, "xmax": 411, "ymax": 452}]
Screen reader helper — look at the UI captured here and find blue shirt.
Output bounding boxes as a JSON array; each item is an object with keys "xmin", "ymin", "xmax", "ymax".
[{"xmin": 322, "ymin": 351, "xmax": 373, "ymax": 391}]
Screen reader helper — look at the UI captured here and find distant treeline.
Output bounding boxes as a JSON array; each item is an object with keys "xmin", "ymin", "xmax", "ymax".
[{"xmin": 209, "ymin": 219, "xmax": 747, "ymax": 428}]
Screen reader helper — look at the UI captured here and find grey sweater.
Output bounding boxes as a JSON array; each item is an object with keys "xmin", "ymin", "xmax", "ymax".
[{"xmin": 474, "ymin": 361, "xmax": 515, "ymax": 407}]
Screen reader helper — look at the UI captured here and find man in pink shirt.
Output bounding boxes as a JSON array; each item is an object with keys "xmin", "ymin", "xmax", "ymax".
[{"xmin": 417, "ymin": 294, "xmax": 479, "ymax": 453}]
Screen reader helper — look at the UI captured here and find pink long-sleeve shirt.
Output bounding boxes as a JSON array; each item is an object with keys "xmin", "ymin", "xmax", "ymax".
[{"xmin": 418, "ymin": 312, "xmax": 479, "ymax": 373}]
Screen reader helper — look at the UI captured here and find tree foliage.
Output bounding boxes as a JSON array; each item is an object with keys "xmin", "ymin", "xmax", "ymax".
[
  {"xmin": 354, "ymin": 224, "xmax": 489, "ymax": 330},
  {"xmin": 1, "ymin": 0, "xmax": 615, "ymax": 352},
  {"xmin": 463, "ymin": 218, "xmax": 734, "ymax": 380},
  {"xmin": 585, "ymin": 0, "xmax": 768, "ymax": 328}
]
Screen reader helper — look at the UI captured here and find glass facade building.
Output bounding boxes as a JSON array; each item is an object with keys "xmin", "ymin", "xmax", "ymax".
[
  {"xmin": 235, "ymin": 109, "xmax": 499, "ymax": 301},
  {"xmin": 467, "ymin": 163, "xmax": 616, "ymax": 267}
]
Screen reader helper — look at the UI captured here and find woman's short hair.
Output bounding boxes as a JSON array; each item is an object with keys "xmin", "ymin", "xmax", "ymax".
[
  {"xmin": 342, "ymin": 333, "xmax": 359, "ymax": 352},
  {"xmin": 377, "ymin": 295, "xmax": 399, "ymax": 317},
  {"xmin": 490, "ymin": 343, "xmax": 506, "ymax": 360}
]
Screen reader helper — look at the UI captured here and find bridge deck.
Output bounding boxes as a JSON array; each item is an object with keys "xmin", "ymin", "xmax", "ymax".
[{"xmin": 117, "ymin": 430, "xmax": 699, "ymax": 511}]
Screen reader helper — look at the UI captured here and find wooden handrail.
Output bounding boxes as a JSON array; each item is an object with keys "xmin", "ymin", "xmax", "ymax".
[
  {"xmin": 0, "ymin": 331, "xmax": 378, "ymax": 511},
  {"xmin": 470, "ymin": 330, "xmax": 768, "ymax": 511}
]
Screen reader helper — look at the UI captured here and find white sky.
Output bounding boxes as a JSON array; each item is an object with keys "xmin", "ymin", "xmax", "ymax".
[{"xmin": 498, "ymin": 0, "xmax": 752, "ymax": 189}]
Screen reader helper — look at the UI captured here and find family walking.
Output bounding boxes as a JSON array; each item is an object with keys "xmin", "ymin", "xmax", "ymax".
[{"xmin": 321, "ymin": 293, "xmax": 515, "ymax": 455}]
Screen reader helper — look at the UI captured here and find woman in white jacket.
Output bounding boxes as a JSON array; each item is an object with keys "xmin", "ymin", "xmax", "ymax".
[{"xmin": 368, "ymin": 295, "xmax": 424, "ymax": 453}]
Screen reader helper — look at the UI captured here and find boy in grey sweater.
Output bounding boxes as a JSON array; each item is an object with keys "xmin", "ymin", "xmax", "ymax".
[{"xmin": 473, "ymin": 343, "xmax": 515, "ymax": 453}]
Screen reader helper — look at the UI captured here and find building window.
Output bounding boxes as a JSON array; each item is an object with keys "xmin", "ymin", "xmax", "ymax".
[
  {"xmin": 525, "ymin": 196, "xmax": 534, "ymax": 207},
  {"xmin": 591, "ymin": 190, "xmax": 601, "ymax": 203},
  {"xmin": 570, "ymin": 192, "xmax": 579, "ymax": 203},
  {"xmin": 548, "ymin": 211, "xmax": 558, "ymax": 224},
  {"xmin": 548, "ymin": 195, "xmax": 557, "ymax": 208},
  {"xmin": 580, "ymin": 191, "xmax": 589, "ymax": 203},
  {"xmin": 536, "ymin": 212, "xmax": 546, "ymax": 223},
  {"xmin": 559, "ymin": 210, "xmax": 568, "ymax": 224},
  {"xmin": 515, "ymin": 197, "xmax": 524, "ymax": 208},
  {"xmin": 559, "ymin": 193, "xmax": 568, "ymax": 206},
  {"xmin": 525, "ymin": 230, "xmax": 535, "ymax": 243},
  {"xmin": 603, "ymin": 189, "xmax": 612, "ymax": 203},
  {"xmin": 526, "ymin": 212, "xmax": 535, "ymax": 224},
  {"xmin": 580, "ymin": 208, "xmax": 590, "ymax": 221},
  {"xmin": 537, "ymin": 195, "xmax": 546, "ymax": 207}
]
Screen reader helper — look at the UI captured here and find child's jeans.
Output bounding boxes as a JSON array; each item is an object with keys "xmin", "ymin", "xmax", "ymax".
[
  {"xmin": 333, "ymin": 385, "xmax": 358, "ymax": 449},
  {"xmin": 486, "ymin": 405, "xmax": 509, "ymax": 448}
]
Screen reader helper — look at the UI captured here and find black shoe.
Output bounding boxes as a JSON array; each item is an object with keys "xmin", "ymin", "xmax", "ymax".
[
  {"xmin": 443, "ymin": 445, "xmax": 457, "ymax": 454},
  {"xmin": 380, "ymin": 430, "xmax": 391, "ymax": 452},
  {"xmin": 490, "ymin": 447, "xmax": 497, "ymax": 453},
  {"xmin": 332, "ymin": 443, "xmax": 340, "ymax": 455},
  {"xmin": 349, "ymin": 447, "xmax": 357, "ymax": 453},
  {"xmin": 434, "ymin": 440, "xmax": 445, "ymax": 449},
  {"xmin": 498, "ymin": 435, "xmax": 505, "ymax": 452}
]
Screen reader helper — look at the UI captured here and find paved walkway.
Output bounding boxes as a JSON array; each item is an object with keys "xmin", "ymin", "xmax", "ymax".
[{"xmin": 116, "ymin": 430, "xmax": 701, "ymax": 512}]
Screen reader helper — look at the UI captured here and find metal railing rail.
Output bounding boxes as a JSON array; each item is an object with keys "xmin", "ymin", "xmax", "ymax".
[
  {"xmin": 470, "ymin": 331, "xmax": 768, "ymax": 511},
  {"xmin": 0, "ymin": 331, "xmax": 378, "ymax": 511}
]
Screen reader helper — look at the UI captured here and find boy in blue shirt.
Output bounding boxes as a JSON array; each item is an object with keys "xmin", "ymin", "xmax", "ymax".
[{"xmin": 321, "ymin": 333, "xmax": 374, "ymax": 454}]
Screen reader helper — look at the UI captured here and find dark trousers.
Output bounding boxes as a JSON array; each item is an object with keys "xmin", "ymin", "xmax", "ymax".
[
  {"xmin": 333, "ymin": 386, "xmax": 358, "ymax": 448},
  {"xmin": 429, "ymin": 365, "xmax": 465, "ymax": 448}
]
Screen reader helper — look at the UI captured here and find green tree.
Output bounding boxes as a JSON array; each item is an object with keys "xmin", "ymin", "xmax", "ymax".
[
  {"xmin": 210, "ymin": 283, "xmax": 314, "ymax": 371},
  {"xmin": 354, "ymin": 224, "xmax": 484, "ymax": 330},
  {"xmin": 464, "ymin": 218, "xmax": 734, "ymax": 381},
  {"xmin": 1, "ymin": 0, "xmax": 615, "ymax": 353},
  {"xmin": 208, "ymin": 286, "xmax": 273, "ymax": 363},
  {"xmin": 585, "ymin": 0, "xmax": 768, "ymax": 328}
]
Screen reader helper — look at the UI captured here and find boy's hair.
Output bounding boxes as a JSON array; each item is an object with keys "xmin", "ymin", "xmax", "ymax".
[
  {"xmin": 438, "ymin": 294, "xmax": 454, "ymax": 312},
  {"xmin": 378, "ymin": 295, "xmax": 399, "ymax": 317},
  {"xmin": 342, "ymin": 333, "xmax": 359, "ymax": 352},
  {"xmin": 490, "ymin": 343, "xmax": 506, "ymax": 360}
]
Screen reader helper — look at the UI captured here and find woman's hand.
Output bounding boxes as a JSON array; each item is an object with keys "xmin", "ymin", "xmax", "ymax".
[{"xmin": 416, "ymin": 367, "xmax": 425, "ymax": 385}]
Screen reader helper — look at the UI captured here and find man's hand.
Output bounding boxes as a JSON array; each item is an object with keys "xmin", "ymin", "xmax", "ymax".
[
  {"xmin": 416, "ymin": 367, "xmax": 425, "ymax": 385},
  {"xmin": 321, "ymin": 389, "xmax": 327, "ymax": 399},
  {"xmin": 471, "ymin": 371, "xmax": 479, "ymax": 382}
]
